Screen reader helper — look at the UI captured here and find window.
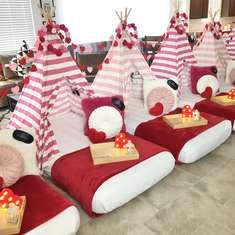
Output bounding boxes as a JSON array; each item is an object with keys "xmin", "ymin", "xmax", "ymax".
[
  {"xmin": 0, "ymin": 0, "xmax": 35, "ymax": 53},
  {"xmin": 221, "ymin": 0, "xmax": 235, "ymax": 17},
  {"xmin": 190, "ymin": 0, "xmax": 209, "ymax": 19}
]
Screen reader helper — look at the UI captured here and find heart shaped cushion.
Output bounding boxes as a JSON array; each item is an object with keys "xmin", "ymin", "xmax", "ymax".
[
  {"xmin": 201, "ymin": 86, "xmax": 213, "ymax": 98},
  {"xmin": 149, "ymin": 102, "xmax": 164, "ymax": 116},
  {"xmin": 87, "ymin": 128, "xmax": 106, "ymax": 143}
]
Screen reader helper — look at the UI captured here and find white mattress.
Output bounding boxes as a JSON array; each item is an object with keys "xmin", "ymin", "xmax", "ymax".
[
  {"xmin": 26, "ymin": 206, "xmax": 80, "ymax": 235},
  {"xmin": 179, "ymin": 86, "xmax": 235, "ymax": 131},
  {"xmin": 126, "ymin": 107, "xmax": 232, "ymax": 163},
  {"xmin": 49, "ymin": 112, "xmax": 175, "ymax": 214}
]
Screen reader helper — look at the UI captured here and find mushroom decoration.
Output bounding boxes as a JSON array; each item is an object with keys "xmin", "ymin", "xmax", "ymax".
[
  {"xmin": 227, "ymin": 88, "xmax": 235, "ymax": 100},
  {"xmin": 182, "ymin": 105, "xmax": 193, "ymax": 118},
  {"xmin": 115, "ymin": 133, "xmax": 128, "ymax": 149},
  {"xmin": 0, "ymin": 188, "xmax": 23, "ymax": 209}
]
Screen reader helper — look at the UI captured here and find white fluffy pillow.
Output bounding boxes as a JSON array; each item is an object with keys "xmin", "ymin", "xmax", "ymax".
[
  {"xmin": 88, "ymin": 106, "xmax": 123, "ymax": 138},
  {"xmin": 226, "ymin": 60, "xmax": 235, "ymax": 85},
  {"xmin": 143, "ymin": 79, "xmax": 178, "ymax": 115},
  {"xmin": 196, "ymin": 74, "xmax": 219, "ymax": 96},
  {"xmin": 0, "ymin": 128, "xmax": 39, "ymax": 176}
]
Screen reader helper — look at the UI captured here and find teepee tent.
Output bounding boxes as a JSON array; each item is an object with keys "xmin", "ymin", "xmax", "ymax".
[
  {"xmin": 91, "ymin": 8, "xmax": 156, "ymax": 111},
  {"xmin": 9, "ymin": 20, "xmax": 91, "ymax": 168},
  {"xmin": 193, "ymin": 11, "xmax": 231, "ymax": 81},
  {"xmin": 150, "ymin": 12, "xmax": 196, "ymax": 88},
  {"xmin": 226, "ymin": 26, "xmax": 235, "ymax": 60}
]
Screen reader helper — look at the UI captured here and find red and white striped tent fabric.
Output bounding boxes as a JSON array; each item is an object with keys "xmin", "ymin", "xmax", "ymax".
[
  {"xmin": 150, "ymin": 13, "xmax": 196, "ymax": 89},
  {"xmin": 193, "ymin": 21, "xmax": 231, "ymax": 80},
  {"xmin": 91, "ymin": 21, "xmax": 156, "ymax": 112},
  {"xmin": 226, "ymin": 26, "xmax": 235, "ymax": 60},
  {"xmin": 9, "ymin": 22, "xmax": 91, "ymax": 169}
]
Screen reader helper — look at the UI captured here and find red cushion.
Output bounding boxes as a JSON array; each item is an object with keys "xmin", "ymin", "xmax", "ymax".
[
  {"xmin": 190, "ymin": 65, "xmax": 218, "ymax": 95},
  {"xmin": 81, "ymin": 96, "xmax": 126, "ymax": 139}
]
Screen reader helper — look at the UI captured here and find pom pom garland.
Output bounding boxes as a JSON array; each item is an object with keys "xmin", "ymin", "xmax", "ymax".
[{"xmin": 35, "ymin": 22, "xmax": 78, "ymax": 57}]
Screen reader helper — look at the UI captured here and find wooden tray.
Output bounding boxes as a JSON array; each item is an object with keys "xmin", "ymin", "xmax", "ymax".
[
  {"xmin": 0, "ymin": 196, "xmax": 26, "ymax": 235},
  {"xmin": 211, "ymin": 95, "xmax": 235, "ymax": 106},
  {"xmin": 90, "ymin": 142, "xmax": 139, "ymax": 165},
  {"xmin": 163, "ymin": 114, "xmax": 208, "ymax": 129}
]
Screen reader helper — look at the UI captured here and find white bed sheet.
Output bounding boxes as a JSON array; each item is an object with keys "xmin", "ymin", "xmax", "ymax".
[
  {"xmin": 26, "ymin": 206, "xmax": 80, "ymax": 235},
  {"xmin": 179, "ymin": 86, "xmax": 235, "ymax": 131},
  {"xmin": 126, "ymin": 107, "xmax": 232, "ymax": 163},
  {"xmin": 48, "ymin": 112, "xmax": 175, "ymax": 214}
]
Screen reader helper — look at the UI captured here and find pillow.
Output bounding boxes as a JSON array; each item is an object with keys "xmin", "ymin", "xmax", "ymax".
[
  {"xmin": 190, "ymin": 65, "xmax": 219, "ymax": 98},
  {"xmin": 226, "ymin": 60, "xmax": 235, "ymax": 85},
  {"xmin": 82, "ymin": 96, "xmax": 125, "ymax": 143},
  {"xmin": 0, "ymin": 145, "xmax": 24, "ymax": 187},
  {"xmin": 0, "ymin": 128, "xmax": 39, "ymax": 176},
  {"xmin": 0, "ymin": 55, "xmax": 18, "ymax": 80},
  {"xmin": 143, "ymin": 78, "xmax": 178, "ymax": 116}
]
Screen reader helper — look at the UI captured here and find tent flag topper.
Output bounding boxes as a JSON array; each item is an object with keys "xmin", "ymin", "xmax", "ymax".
[
  {"xmin": 91, "ymin": 8, "xmax": 157, "ymax": 110},
  {"xmin": 8, "ymin": 16, "xmax": 92, "ymax": 169},
  {"xmin": 150, "ymin": 11, "xmax": 196, "ymax": 92},
  {"xmin": 193, "ymin": 9, "xmax": 231, "ymax": 81}
]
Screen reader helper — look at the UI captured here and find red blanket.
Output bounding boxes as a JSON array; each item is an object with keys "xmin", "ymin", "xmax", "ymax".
[
  {"xmin": 51, "ymin": 134, "xmax": 167, "ymax": 217},
  {"xmin": 195, "ymin": 93, "xmax": 235, "ymax": 126},
  {"xmin": 135, "ymin": 109, "xmax": 225, "ymax": 163},
  {"xmin": 10, "ymin": 175, "xmax": 73, "ymax": 234}
]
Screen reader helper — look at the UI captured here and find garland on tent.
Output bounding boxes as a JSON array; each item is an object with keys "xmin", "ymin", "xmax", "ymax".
[
  {"xmin": 35, "ymin": 21, "xmax": 78, "ymax": 57},
  {"xmin": 205, "ymin": 21, "xmax": 223, "ymax": 40}
]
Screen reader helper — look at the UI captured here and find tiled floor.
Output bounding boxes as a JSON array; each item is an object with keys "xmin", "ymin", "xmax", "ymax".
[{"xmin": 1, "ymin": 110, "xmax": 234, "ymax": 235}]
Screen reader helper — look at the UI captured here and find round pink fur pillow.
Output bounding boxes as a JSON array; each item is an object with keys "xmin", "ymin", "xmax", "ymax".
[{"xmin": 0, "ymin": 145, "xmax": 24, "ymax": 187}]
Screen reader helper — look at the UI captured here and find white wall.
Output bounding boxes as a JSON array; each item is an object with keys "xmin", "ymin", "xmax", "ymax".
[{"xmin": 55, "ymin": 0, "xmax": 171, "ymax": 43}]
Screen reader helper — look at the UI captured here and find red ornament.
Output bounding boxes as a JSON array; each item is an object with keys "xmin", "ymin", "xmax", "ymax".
[
  {"xmin": 28, "ymin": 49, "xmax": 34, "ymax": 58},
  {"xmin": 104, "ymin": 58, "xmax": 110, "ymax": 64},
  {"xmin": 38, "ymin": 43, "xmax": 44, "ymax": 51},
  {"xmin": 78, "ymin": 64, "xmax": 86, "ymax": 71},
  {"xmin": 47, "ymin": 44, "xmax": 54, "ymax": 51},
  {"xmin": 97, "ymin": 64, "xmax": 102, "ymax": 70},
  {"xmin": 122, "ymin": 39, "xmax": 128, "ymax": 46},
  {"xmin": 58, "ymin": 32, "xmax": 64, "ymax": 40},
  {"xmin": 127, "ymin": 42, "xmax": 133, "ymax": 49},
  {"xmin": 55, "ymin": 49, "xmax": 62, "ymax": 56},
  {"xmin": 113, "ymin": 40, "xmax": 118, "ymax": 47},
  {"xmin": 46, "ymin": 24, "xmax": 53, "ymax": 33},
  {"xmin": 64, "ymin": 27, "xmax": 69, "ymax": 32},
  {"xmin": 65, "ymin": 37, "xmax": 71, "ymax": 43},
  {"xmin": 23, "ymin": 76, "xmax": 30, "ymax": 85},
  {"xmin": 39, "ymin": 36, "xmax": 45, "ymax": 42},
  {"xmin": 59, "ymin": 24, "xmax": 66, "ymax": 31},
  {"xmin": 19, "ymin": 57, "xmax": 26, "ymax": 66},
  {"xmin": 30, "ymin": 64, "xmax": 37, "ymax": 72},
  {"xmin": 115, "ymin": 133, "xmax": 128, "ymax": 148}
]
